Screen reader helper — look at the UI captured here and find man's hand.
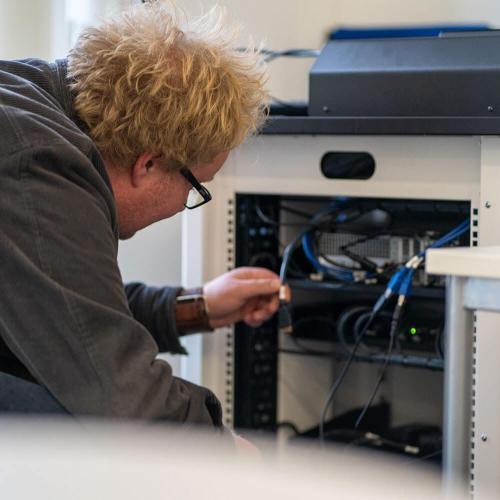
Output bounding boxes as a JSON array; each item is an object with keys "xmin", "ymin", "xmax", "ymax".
[{"xmin": 204, "ymin": 267, "xmax": 281, "ymax": 329}]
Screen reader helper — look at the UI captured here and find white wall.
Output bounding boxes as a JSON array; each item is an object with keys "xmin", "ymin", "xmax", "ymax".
[
  {"xmin": 175, "ymin": 0, "xmax": 500, "ymax": 102},
  {"xmin": 118, "ymin": 217, "xmax": 183, "ymax": 373},
  {"xmin": 0, "ymin": 0, "xmax": 67, "ymax": 60},
  {"xmin": 0, "ymin": 0, "xmax": 131, "ymax": 60}
]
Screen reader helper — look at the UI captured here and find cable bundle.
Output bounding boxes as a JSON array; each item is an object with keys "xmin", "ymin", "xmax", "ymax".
[{"xmin": 279, "ymin": 215, "xmax": 470, "ymax": 442}]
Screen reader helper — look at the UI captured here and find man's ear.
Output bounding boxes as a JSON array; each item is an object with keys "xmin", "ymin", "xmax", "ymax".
[{"xmin": 130, "ymin": 152, "xmax": 156, "ymax": 188}]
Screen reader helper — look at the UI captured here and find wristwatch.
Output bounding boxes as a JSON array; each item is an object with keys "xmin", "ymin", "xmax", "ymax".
[{"xmin": 175, "ymin": 287, "xmax": 214, "ymax": 334}]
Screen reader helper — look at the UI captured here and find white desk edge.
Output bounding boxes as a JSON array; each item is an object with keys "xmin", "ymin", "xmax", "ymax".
[{"xmin": 426, "ymin": 246, "xmax": 500, "ymax": 279}]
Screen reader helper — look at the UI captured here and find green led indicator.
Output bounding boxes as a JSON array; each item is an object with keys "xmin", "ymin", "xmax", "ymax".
[{"xmin": 410, "ymin": 327, "xmax": 417, "ymax": 335}]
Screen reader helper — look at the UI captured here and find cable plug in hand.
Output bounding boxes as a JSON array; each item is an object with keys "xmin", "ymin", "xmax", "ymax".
[{"xmin": 204, "ymin": 267, "xmax": 282, "ymax": 328}]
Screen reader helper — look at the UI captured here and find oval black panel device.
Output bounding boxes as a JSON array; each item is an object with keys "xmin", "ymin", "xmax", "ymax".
[{"xmin": 320, "ymin": 151, "xmax": 375, "ymax": 180}]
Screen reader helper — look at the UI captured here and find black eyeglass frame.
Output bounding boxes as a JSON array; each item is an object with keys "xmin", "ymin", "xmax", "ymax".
[{"xmin": 180, "ymin": 167, "xmax": 212, "ymax": 209}]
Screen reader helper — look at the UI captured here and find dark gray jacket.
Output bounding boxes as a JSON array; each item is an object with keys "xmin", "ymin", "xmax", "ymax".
[{"xmin": 0, "ymin": 58, "xmax": 223, "ymax": 426}]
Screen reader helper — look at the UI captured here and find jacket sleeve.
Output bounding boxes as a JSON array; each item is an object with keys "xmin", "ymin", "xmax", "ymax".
[
  {"xmin": 0, "ymin": 138, "xmax": 223, "ymax": 426},
  {"xmin": 124, "ymin": 283, "xmax": 188, "ymax": 355}
]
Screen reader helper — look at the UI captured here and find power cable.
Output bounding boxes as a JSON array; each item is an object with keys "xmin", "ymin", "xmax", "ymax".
[
  {"xmin": 353, "ymin": 305, "xmax": 402, "ymax": 430},
  {"xmin": 319, "ymin": 308, "xmax": 378, "ymax": 443}
]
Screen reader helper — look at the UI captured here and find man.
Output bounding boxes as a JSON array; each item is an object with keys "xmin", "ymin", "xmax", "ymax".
[{"xmin": 0, "ymin": 3, "xmax": 280, "ymax": 430}]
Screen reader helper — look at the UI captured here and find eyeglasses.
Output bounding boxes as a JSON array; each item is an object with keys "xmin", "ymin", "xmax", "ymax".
[{"xmin": 180, "ymin": 167, "xmax": 212, "ymax": 209}]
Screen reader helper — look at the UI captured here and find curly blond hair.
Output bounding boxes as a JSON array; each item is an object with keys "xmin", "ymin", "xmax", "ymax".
[{"xmin": 67, "ymin": 2, "xmax": 268, "ymax": 169}]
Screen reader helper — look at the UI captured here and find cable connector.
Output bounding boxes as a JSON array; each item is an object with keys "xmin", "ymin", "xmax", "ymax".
[
  {"xmin": 405, "ymin": 255, "xmax": 422, "ymax": 269},
  {"xmin": 279, "ymin": 284, "xmax": 288, "ymax": 302},
  {"xmin": 399, "ymin": 268, "xmax": 417, "ymax": 300},
  {"xmin": 278, "ymin": 285, "xmax": 293, "ymax": 335},
  {"xmin": 391, "ymin": 298, "xmax": 405, "ymax": 332},
  {"xmin": 396, "ymin": 294, "xmax": 406, "ymax": 309},
  {"xmin": 376, "ymin": 267, "xmax": 408, "ymax": 307}
]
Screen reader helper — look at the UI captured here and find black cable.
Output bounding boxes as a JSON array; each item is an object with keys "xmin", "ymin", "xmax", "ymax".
[
  {"xmin": 252, "ymin": 202, "xmax": 308, "ymax": 263},
  {"xmin": 342, "ymin": 247, "xmax": 381, "ymax": 274},
  {"xmin": 352, "ymin": 311, "xmax": 391, "ymax": 356},
  {"xmin": 286, "ymin": 265, "xmax": 310, "ymax": 280},
  {"xmin": 236, "ymin": 47, "xmax": 318, "ymax": 59},
  {"xmin": 278, "ymin": 205, "xmax": 371, "ymax": 334},
  {"xmin": 311, "ymin": 230, "xmax": 361, "ymax": 271},
  {"xmin": 280, "ymin": 227, "xmax": 312, "ymax": 283},
  {"xmin": 261, "ymin": 48, "xmax": 321, "ymax": 62},
  {"xmin": 305, "ymin": 212, "xmax": 389, "ymax": 278},
  {"xmin": 319, "ymin": 252, "xmax": 360, "ymax": 271},
  {"xmin": 311, "ymin": 231, "xmax": 362, "ymax": 272},
  {"xmin": 246, "ymin": 247, "xmax": 308, "ymax": 278},
  {"xmin": 280, "ymin": 207, "xmax": 342, "ymax": 283},
  {"xmin": 319, "ymin": 310, "xmax": 378, "ymax": 443},
  {"xmin": 336, "ymin": 306, "xmax": 373, "ymax": 356},
  {"xmin": 248, "ymin": 251, "xmax": 279, "ymax": 270},
  {"xmin": 340, "ymin": 232, "xmax": 381, "ymax": 252},
  {"xmin": 279, "ymin": 204, "xmax": 315, "ymax": 220},
  {"xmin": 253, "ymin": 203, "xmax": 335, "ymax": 277},
  {"xmin": 254, "ymin": 201, "xmax": 279, "ymax": 226},
  {"xmin": 362, "ymin": 353, "xmax": 443, "ymax": 371},
  {"xmin": 279, "ymin": 210, "xmax": 372, "ymax": 283},
  {"xmin": 353, "ymin": 312, "xmax": 374, "ymax": 341},
  {"xmin": 255, "ymin": 201, "xmax": 311, "ymax": 227},
  {"xmin": 339, "ymin": 233, "xmax": 388, "ymax": 275},
  {"xmin": 278, "ymin": 224, "xmax": 311, "ymax": 334},
  {"xmin": 339, "ymin": 232, "xmax": 408, "ymax": 276},
  {"xmin": 353, "ymin": 306, "xmax": 403, "ymax": 430}
]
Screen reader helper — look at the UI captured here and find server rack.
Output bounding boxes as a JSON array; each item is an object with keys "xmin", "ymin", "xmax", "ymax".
[
  {"xmin": 181, "ymin": 33, "xmax": 500, "ymax": 495},
  {"xmin": 180, "ymin": 130, "xmax": 500, "ymax": 498}
]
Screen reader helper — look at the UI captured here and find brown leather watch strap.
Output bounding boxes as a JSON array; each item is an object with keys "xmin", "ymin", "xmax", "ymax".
[{"xmin": 175, "ymin": 287, "xmax": 214, "ymax": 334}]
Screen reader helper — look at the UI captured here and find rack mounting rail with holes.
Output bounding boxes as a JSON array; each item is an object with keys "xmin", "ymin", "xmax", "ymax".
[{"xmin": 182, "ymin": 33, "xmax": 500, "ymax": 499}]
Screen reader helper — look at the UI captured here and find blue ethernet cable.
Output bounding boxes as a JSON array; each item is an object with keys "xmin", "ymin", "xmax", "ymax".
[
  {"xmin": 353, "ymin": 219, "xmax": 470, "ymax": 430},
  {"xmin": 401, "ymin": 218, "xmax": 471, "ymax": 300},
  {"xmin": 301, "ymin": 231, "xmax": 354, "ymax": 282}
]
